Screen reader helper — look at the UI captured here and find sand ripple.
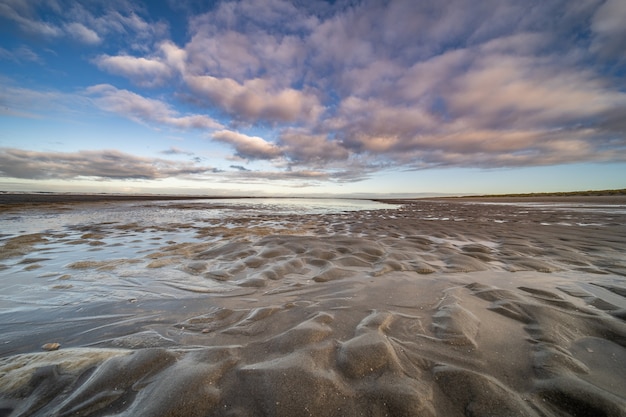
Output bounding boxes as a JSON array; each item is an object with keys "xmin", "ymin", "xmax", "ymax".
[
  {"xmin": 1, "ymin": 198, "xmax": 625, "ymax": 416},
  {"xmin": 1, "ymin": 270, "xmax": 625, "ymax": 416}
]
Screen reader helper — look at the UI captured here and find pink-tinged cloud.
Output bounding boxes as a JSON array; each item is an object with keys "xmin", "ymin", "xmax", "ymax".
[
  {"xmin": 3, "ymin": 0, "xmax": 626, "ymax": 186},
  {"xmin": 94, "ymin": 55, "xmax": 172, "ymax": 86},
  {"xmin": 86, "ymin": 84, "xmax": 222, "ymax": 130},
  {"xmin": 279, "ymin": 129, "xmax": 349, "ymax": 165},
  {"xmin": 212, "ymin": 130, "xmax": 282, "ymax": 160},
  {"xmin": 185, "ymin": 75, "xmax": 323, "ymax": 123}
]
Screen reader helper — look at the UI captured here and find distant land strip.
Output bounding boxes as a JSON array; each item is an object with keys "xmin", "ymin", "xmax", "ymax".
[
  {"xmin": 374, "ymin": 189, "xmax": 626, "ymax": 205},
  {"xmin": 455, "ymin": 188, "xmax": 626, "ymax": 198}
]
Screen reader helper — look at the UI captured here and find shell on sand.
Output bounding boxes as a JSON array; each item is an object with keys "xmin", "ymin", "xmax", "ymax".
[{"xmin": 41, "ymin": 342, "xmax": 61, "ymax": 351}]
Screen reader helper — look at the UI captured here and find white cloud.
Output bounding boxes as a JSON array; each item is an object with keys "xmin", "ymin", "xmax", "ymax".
[
  {"xmin": 86, "ymin": 84, "xmax": 222, "ymax": 130},
  {"xmin": 159, "ymin": 41, "xmax": 186, "ymax": 73},
  {"xmin": 94, "ymin": 55, "xmax": 172, "ymax": 86},
  {"xmin": 65, "ymin": 22, "xmax": 101, "ymax": 44},
  {"xmin": 212, "ymin": 129, "xmax": 282, "ymax": 160}
]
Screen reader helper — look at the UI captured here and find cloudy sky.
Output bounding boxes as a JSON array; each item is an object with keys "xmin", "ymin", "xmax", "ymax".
[{"xmin": 1, "ymin": 0, "xmax": 625, "ymax": 196}]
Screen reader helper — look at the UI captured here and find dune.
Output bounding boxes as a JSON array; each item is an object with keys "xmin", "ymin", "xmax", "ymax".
[{"xmin": 0, "ymin": 197, "xmax": 625, "ymax": 416}]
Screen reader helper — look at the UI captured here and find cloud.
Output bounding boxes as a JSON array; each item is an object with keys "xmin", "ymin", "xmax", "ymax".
[
  {"xmin": 185, "ymin": 75, "xmax": 323, "ymax": 123},
  {"xmin": 95, "ymin": 1, "xmax": 322, "ymax": 124},
  {"xmin": 65, "ymin": 22, "xmax": 101, "ymax": 44},
  {"xmin": 230, "ymin": 165, "xmax": 251, "ymax": 172},
  {"xmin": 397, "ymin": 128, "xmax": 626, "ymax": 170},
  {"xmin": 0, "ymin": 145, "xmax": 372, "ymax": 186},
  {"xmin": 86, "ymin": 84, "xmax": 222, "ymax": 130},
  {"xmin": 0, "ymin": 82, "xmax": 86, "ymax": 118},
  {"xmin": 0, "ymin": 45, "xmax": 42, "ymax": 63},
  {"xmin": 443, "ymin": 53, "xmax": 626, "ymax": 130},
  {"xmin": 0, "ymin": 148, "xmax": 215, "ymax": 180},
  {"xmin": 0, "ymin": 0, "xmax": 166, "ymax": 49},
  {"xmin": 73, "ymin": 6, "xmax": 168, "ymax": 51},
  {"xmin": 159, "ymin": 41, "xmax": 186, "ymax": 73},
  {"xmin": 225, "ymin": 168, "xmax": 330, "ymax": 184},
  {"xmin": 590, "ymin": 0, "xmax": 626, "ymax": 59},
  {"xmin": 212, "ymin": 130, "xmax": 282, "ymax": 160},
  {"xmin": 93, "ymin": 40, "xmax": 186, "ymax": 87},
  {"xmin": 160, "ymin": 147, "xmax": 194, "ymax": 156},
  {"xmin": 94, "ymin": 55, "xmax": 172, "ymax": 86},
  {"xmin": 4, "ymin": 0, "xmax": 626, "ymax": 185},
  {"xmin": 185, "ymin": 6, "xmax": 311, "ymax": 83},
  {"xmin": 0, "ymin": 1, "xmax": 63, "ymax": 38},
  {"xmin": 279, "ymin": 129, "xmax": 349, "ymax": 165},
  {"xmin": 213, "ymin": 127, "xmax": 351, "ymax": 167},
  {"xmin": 88, "ymin": 0, "xmax": 626, "ymax": 176},
  {"xmin": 327, "ymin": 97, "xmax": 438, "ymax": 153},
  {"xmin": 224, "ymin": 166, "xmax": 372, "ymax": 185}
]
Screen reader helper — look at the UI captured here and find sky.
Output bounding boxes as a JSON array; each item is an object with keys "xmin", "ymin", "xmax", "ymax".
[{"xmin": 0, "ymin": 0, "xmax": 625, "ymax": 197}]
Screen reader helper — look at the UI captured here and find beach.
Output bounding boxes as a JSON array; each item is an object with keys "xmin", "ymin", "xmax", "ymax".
[{"xmin": 0, "ymin": 195, "xmax": 625, "ymax": 417}]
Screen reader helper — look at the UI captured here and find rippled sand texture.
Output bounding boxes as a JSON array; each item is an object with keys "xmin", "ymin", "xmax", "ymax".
[{"xmin": 0, "ymin": 197, "xmax": 625, "ymax": 417}]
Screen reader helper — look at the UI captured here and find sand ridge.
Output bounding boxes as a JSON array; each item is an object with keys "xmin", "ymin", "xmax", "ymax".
[{"xmin": 0, "ymin": 197, "xmax": 625, "ymax": 416}]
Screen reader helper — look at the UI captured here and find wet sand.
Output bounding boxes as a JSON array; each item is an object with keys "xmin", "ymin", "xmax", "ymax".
[{"xmin": 1, "ymin": 196, "xmax": 625, "ymax": 416}]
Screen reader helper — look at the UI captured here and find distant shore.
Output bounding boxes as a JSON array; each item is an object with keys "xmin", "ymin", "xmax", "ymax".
[
  {"xmin": 424, "ymin": 194, "xmax": 626, "ymax": 205},
  {"xmin": 440, "ymin": 188, "xmax": 626, "ymax": 203},
  {"xmin": 381, "ymin": 189, "xmax": 626, "ymax": 205}
]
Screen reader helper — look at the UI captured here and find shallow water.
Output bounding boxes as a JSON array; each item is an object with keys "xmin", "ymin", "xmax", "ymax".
[
  {"xmin": 0, "ymin": 198, "xmax": 394, "ymax": 236},
  {"xmin": 0, "ymin": 198, "xmax": 398, "ymax": 311},
  {"xmin": 0, "ymin": 197, "xmax": 624, "ymax": 313}
]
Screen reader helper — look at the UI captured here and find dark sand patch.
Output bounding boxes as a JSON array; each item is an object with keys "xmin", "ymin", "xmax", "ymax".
[{"xmin": 0, "ymin": 234, "xmax": 47, "ymax": 260}]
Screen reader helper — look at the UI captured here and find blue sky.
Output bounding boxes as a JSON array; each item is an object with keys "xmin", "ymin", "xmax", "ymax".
[{"xmin": 1, "ymin": 0, "xmax": 625, "ymax": 196}]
